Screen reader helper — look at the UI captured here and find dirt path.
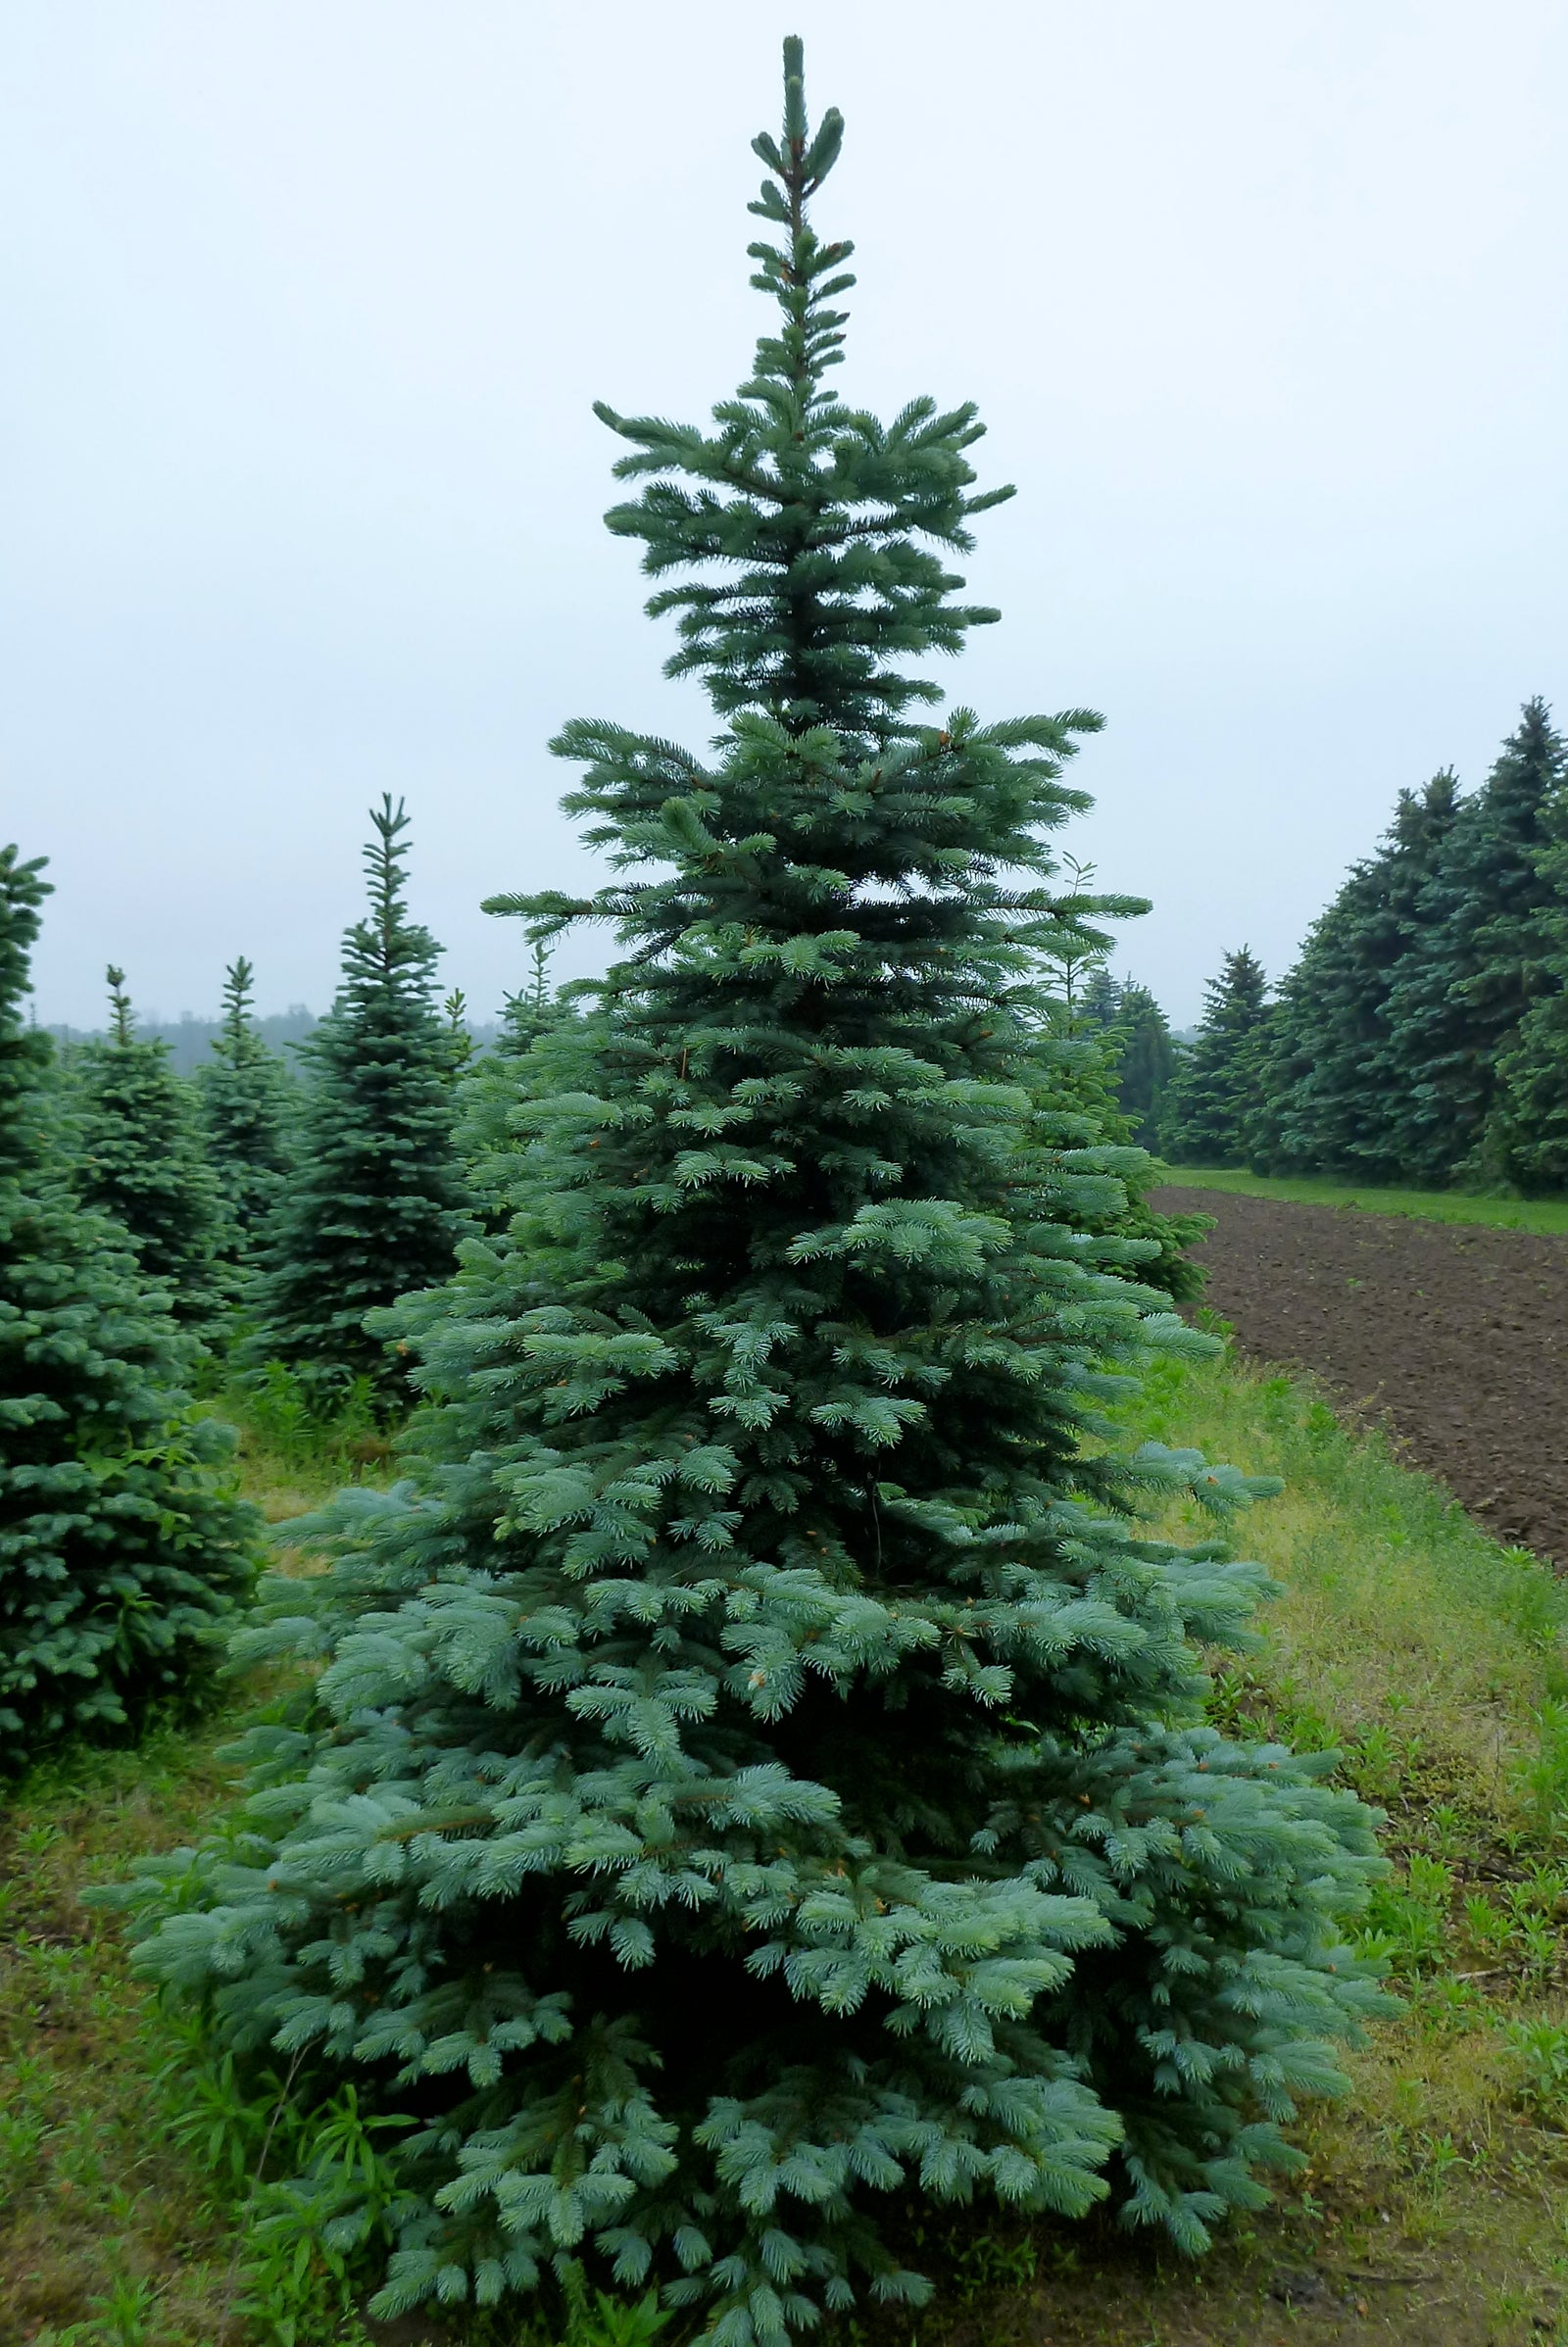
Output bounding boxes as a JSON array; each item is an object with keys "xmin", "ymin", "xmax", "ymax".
[{"xmin": 1150, "ymin": 1186, "xmax": 1568, "ymax": 1567}]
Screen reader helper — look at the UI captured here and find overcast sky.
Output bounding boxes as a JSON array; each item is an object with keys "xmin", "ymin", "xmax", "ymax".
[{"xmin": 6, "ymin": 2, "xmax": 1567, "ymax": 1030}]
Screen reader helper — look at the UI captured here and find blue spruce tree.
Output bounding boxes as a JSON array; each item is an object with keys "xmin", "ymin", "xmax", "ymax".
[
  {"xmin": 113, "ymin": 46, "xmax": 1386, "ymax": 2339},
  {"xmin": 0, "ymin": 849, "xmax": 255, "ymax": 1766}
]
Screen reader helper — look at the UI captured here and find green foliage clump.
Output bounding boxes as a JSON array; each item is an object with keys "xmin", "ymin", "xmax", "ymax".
[
  {"xmin": 72, "ymin": 966, "xmax": 231, "ymax": 1340},
  {"xmin": 1249, "ymin": 772, "xmax": 1460, "ymax": 1179},
  {"xmin": 195, "ymin": 955, "xmax": 298, "ymax": 1262},
  {"xmin": 112, "ymin": 49, "xmax": 1387, "ymax": 2342},
  {"xmin": 1380, "ymin": 701, "xmax": 1567, "ymax": 1185},
  {"xmin": 245, "ymin": 797, "xmax": 470, "ymax": 1399},
  {"xmin": 0, "ymin": 847, "xmax": 257, "ymax": 1769},
  {"xmin": 1159, "ymin": 949, "xmax": 1270, "ymax": 1167}
]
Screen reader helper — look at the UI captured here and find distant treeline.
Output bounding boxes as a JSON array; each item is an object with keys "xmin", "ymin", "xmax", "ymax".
[
  {"xmin": 46, "ymin": 1002, "xmax": 502, "ymax": 1074},
  {"xmin": 1126, "ymin": 698, "xmax": 1568, "ymax": 1196}
]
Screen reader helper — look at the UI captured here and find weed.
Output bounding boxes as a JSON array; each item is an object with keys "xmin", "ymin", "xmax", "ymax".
[
  {"xmin": 1520, "ymin": 1700, "xmax": 1568, "ymax": 1839},
  {"xmin": 238, "ymin": 1361, "xmax": 390, "ymax": 1473},
  {"xmin": 1503, "ymin": 2020, "xmax": 1568, "ymax": 2127},
  {"xmin": 561, "ymin": 2262, "xmax": 671, "ymax": 2347}
]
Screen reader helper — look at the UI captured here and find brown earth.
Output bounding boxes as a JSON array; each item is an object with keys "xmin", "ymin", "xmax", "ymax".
[{"xmin": 1151, "ymin": 1186, "xmax": 1568, "ymax": 1567}]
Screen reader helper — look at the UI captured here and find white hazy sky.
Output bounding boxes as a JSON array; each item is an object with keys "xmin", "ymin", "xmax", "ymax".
[{"xmin": 6, "ymin": 2, "xmax": 1568, "ymax": 1030}]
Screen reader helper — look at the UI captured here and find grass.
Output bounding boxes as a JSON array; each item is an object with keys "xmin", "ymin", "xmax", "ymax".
[
  {"xmin": 1153, "ymin": 1162, "xmax": 1568, "ymax": 1238},
  {"xmin": 3, "ymin": 1357, "xmax": 1567, "ymax": 2344}
]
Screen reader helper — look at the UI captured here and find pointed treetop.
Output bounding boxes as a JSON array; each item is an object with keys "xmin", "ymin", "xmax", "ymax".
[
  {"xmin": 105, "ymin": 965, "xmax": 134, "ymax": 1047},
  {"xmin": 366, "ymin": 796, "xmax": 412, "ymax": 952},
  {"xmin": 582, "ymin": 36, "xmax": 1019, "ymax": 743},
  {"xmin": 220, "ymin": 956, "xmax": 256, "ymax": 1044},
  {"xmin": 0, "ymin": 846, "xmax": 50, "ymax": 1032},
  {"xmin": 341, "ymin": 795, "xmax": 443, "ymax": 996}
]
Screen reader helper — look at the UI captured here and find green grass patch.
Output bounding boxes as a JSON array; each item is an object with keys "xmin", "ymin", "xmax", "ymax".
[
  {"xmin": 3, "ymin": 1358, "xmax": 1567, "ymax": 2344},
  {"xmin": 1153, "ymin": 1162, "xmax": 1568, "ymax": 1237}
]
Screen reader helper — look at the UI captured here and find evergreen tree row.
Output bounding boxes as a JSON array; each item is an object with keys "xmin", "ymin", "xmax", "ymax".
[
  {"xmin": 0, "ymin": 849, "xmax": 256, "ymax": 1764},
  {"xmin": 1, "ymin": 795, "xmax": 535, "ymax": 1773},
  {"xmin": 1156, "ymin": 701, "xmax": 1568, "ymax": 1192}
]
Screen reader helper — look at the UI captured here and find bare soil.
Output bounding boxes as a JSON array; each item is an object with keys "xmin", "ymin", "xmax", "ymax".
[{"xmin": 1152, "ymin": 1186, "xmax": 1568, "ymax": 1566}]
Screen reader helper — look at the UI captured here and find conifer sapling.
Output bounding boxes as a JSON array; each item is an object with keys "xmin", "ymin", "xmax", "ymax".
[
  {"xmin": 196, "ymin": 955, "xmax": 297, "ymax": 1261},
  {"xmin": 74, "ymin": 965, "xmax": 230, "ymax": 1340},
  {"xmin": 245, "ymin": 797, "xmax": 469, "ymax": 1399}
]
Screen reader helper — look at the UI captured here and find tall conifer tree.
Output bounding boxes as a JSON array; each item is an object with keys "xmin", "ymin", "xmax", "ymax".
[
  {"xmin": 117, "ymin": 50, "xmax": 1384, "ymax": 2337},
  {"xmin": 1159, "ymin": 949, "xmax": 1270, "ymax": 1165},
  {"xmin": 246, "ymin": 798, "xmax": 468, "ymax": 1397},
  {"xmin": 73, "ymin": 967, "xmax": 229, "ymax": 1340},
  {"xmin": 1249, "ymin": 773, "xmax": 1459, "ymax": 1178},
  {"xmin": 1381, "ymin": 702, "xmax": 1567, "ymax": 1183},
  {"xmin": 0, "ymin": 849, "xmax": 255, "ymax": 1765},
  {"xmin": 1489, "ymin": 773, "xmax": 1568, "ymax": 1194},
  {"xmin": 195, "ymin": 956, "xmax": 297, "ymax": 1260}
]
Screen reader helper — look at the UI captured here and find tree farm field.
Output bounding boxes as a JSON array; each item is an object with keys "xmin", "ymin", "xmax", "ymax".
[
  {"xmin": 4, "ymin": 1357, "xmax": 1568, "ymax": 2347},
  {"xmin": 12, "ymin": 25, "xmax": 1568, "ymax": 2347},
  {"xmin": 1152, "ymin": 1178, "xmax": 1568, "ymax": 1565}
]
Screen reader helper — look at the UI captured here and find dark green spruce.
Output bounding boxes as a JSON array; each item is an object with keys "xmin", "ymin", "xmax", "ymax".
[
  {"xmin": 1249, "ymin": 772, "xmax": 1459, "ymax": 1179},
  {"xmin": 1490, "ymin": 762, "xmax": 1568, "ymax": 1194},
  {"xmin": 1116, "ymin": 985, "xmax": 1181, "ymax": 1150},
  {"xmin": 1380, "ymin": 702, "xmax": 1567, "ymax": 1184},
  {"xmin": 73, "ymin": 966, "xmax": 230, "ymax": 1340},
  {"xmin": 113, "ymin": 48, "xmax": 1386, "ymax": 2342},
  {"xmin": 0, "ymin": 848, "xmax": 255, "ymax": 1768},
  {"xmin": 1159, "ymin": 949, "xmax": 1270, "ymax": 1167},
  {"xmin": 245, "ymin": 798, "xmax": 469, "ymax": 1398},
  {"xmin": 195, "ymin": 956, "xmax": 297, "ymax": 1263}
]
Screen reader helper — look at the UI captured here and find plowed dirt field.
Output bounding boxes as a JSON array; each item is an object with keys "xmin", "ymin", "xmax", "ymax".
[{"xmin": 1150, "ymin": 1185, "xmax": 1568, "ymax": 1567}]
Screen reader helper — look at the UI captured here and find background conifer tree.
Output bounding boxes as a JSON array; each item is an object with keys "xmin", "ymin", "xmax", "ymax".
[
  {"xmin": 1077, "ymin": 963, "xmax": 1123, "ymax": 1035},
  {"xmin": 462, "ymin": 948, "xmax": 572, "ymax": 1225},
  {"xmin": 1025, "ymin": 954, "xmax": 1209, "ymax": 1305},
  {"xmin": 1249, "ymin": 773, "xmax": 1459, "ymax": 1178},
  {"xmin": 497, "ymin": 944, "xmax": 560, "ymax": 1058},
  {"xmin": 1109, "ymin": 980, "xmax": 1179, "ymax": 1150},
  {"xmin": 195, "ymin": 955, "xmax": 297, "ymax": 1261},
  {"xmin": 73, "ymin": 966, "xmax": 229, "ymax": 1340},
  {"xmin": 443, "ymin": 988, "xmax": 476, "ymax": 1081},
  {"xmin": 1159, "ymin": 948, "xmax": 1270, "ymax": 1165},
  {"xmin": 245, "ymin": 798, "xmax": 469, "ymax": 1397},
  {"xmin": 118, "ymin": 49, "xmax": 1384, "ymax": 2338},
  {"xmin": 0, "ymin": 848, "xmax": 255, "ymax": 1766},
  {"xmin": 1381, "ymin": 702, "xmax": 1566, "ymax": 1183},
  {"xmin": 1489, "ymin": 772, "xmax": 1568, "ymax": 1193}
]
